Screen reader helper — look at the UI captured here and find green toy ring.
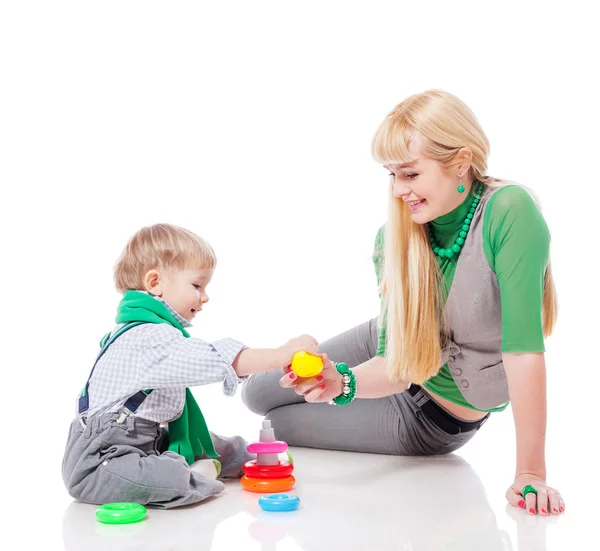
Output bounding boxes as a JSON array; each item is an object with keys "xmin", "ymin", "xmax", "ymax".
[
  {"xmin": 522, "ymin": 484, "xmax": 538, "ymax": 498},
  {"xmin": 95, "ymin": 502, "xmax": 147, "ymax": 524}
]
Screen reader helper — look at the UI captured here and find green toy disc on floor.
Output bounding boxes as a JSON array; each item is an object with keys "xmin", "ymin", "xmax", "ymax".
[{"xmin": 95, "ymin": 502, "xmax": 147, "ymax": 524}]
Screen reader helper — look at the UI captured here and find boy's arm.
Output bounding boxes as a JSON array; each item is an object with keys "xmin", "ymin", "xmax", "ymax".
[
  {"xmin": 232, "ymin": 333, "xmax": 321, "ymax": 376},
  {"xmin": 140, "ymin": 325, "xmax": 248, "ymax": 395},
  {"xmin": 140, "ymin": 325, "xmax": 319, "ymax": 393},
  {"xmin": 232, "ymin": 347, "xmax": 289, "ymax": 377}
]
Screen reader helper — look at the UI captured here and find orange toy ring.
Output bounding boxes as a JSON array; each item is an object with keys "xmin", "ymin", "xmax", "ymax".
[{"xmin": 240, "ymin": 475, "xmax": 295, "ymax": 493}]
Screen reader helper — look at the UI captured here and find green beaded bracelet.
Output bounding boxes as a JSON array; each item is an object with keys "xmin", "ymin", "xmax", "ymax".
[{"xmin": 328, "ymin": 362, "xmax": 357, "ymax": 406}]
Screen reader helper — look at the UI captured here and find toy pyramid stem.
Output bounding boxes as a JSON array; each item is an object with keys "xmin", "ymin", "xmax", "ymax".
[
  {"xmin": 257, "ymin": 453, "xmax": 279, "ymax": 466},
  {"xmin": 256, "ymin": 420, "xmax": 280, "ymax": 466},
  {"xmin": 259, "ymin": 420, "xmax": 275, "ymax": 442}
]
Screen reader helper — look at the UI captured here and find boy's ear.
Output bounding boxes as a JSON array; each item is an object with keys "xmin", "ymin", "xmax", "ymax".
[{"xmin": 143, "ymin": 269, "xmax": 162, "ymax": 296}]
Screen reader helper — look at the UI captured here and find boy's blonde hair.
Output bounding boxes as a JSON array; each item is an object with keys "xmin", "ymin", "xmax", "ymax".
[
  {"xmin": 114, "ymin": 223, "xmax": 217, "ymax": 293},
  {"xmin": 372, "ymin": 89, "xmax": 557, "ymax": 385}
]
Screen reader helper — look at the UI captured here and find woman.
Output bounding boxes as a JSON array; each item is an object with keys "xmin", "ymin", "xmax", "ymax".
[{"xmin": 242, "ymin": 89, "xmax": 564, "ymax": 516}]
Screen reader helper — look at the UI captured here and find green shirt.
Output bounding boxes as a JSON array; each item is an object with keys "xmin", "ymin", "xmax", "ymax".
[{"xmin": 373, "ymin": 185, "xmax": 550, "ymax": 412}]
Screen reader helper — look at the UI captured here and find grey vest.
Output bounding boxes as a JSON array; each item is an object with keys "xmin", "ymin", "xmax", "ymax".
[{"xmin": 441, "ymin": 185, "xmax": 509, "ymax": 409}]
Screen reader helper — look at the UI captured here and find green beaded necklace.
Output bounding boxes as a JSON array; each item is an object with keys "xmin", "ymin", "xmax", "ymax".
[{"xmin": 428, "ymin": 181, "xmax": 483, "ymax": 260}]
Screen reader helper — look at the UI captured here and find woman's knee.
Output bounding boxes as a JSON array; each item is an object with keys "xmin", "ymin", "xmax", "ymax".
[
  {"xmin": 240, "ymin": 374, "xmax": 269, "ymax": 415},
  {"xmin": 319, "ymin": 317, "xmax": 379, "ymax": 367}
]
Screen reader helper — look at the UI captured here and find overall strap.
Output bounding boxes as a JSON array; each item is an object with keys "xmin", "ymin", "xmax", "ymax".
[{"xmin": 77, "ymin": 322, "xmax": 147, "ymax": 415}]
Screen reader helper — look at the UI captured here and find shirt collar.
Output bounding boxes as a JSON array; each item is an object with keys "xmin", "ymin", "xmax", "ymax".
[
  {"xmin": 140, "ymin": 291, "xmax": 193, "ymax": 328},
  {"xmin": 429, "ymin": 184, "xmax": 477, "ymax": 236}
]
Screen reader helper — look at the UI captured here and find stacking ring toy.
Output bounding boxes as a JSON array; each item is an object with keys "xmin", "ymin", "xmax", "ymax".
[
  {"xmin": 258, "ymin": 494, "xmax": 300, "ymax": 512},
  {"xmin": 247, "ymin": 441, "xmax": 288, "ymax": 454},
  {"xmin": 243, "ymin": 460, "xmax": 294, "ymax": 479},
  {"xmin": 522, "ymin": 485, "xmax": 538, "ymax": 497},
  {"xmin": 95, "ymin": 502, "xmax": 147, "ymax": 524},
  {"xmin": 291, "ymin": 351, "xmax": 323, "ymax": 378},
  {"xmin": 241, "ymin": 475, "xmax": 295, "ymax": 493}
]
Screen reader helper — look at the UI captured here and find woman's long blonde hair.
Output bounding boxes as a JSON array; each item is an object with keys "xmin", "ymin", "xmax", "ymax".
[{"xmin": 371, "ymin": 90, "xmax": 557, "ymax": 385}]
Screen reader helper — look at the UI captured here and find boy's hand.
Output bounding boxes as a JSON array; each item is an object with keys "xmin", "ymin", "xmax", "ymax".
[
  {"xmin": 278, "ymin": 334, "xmax": 320, "ymax": 367},
  {"xmin": 232, "ymin": 335, "xmax": 320, "ymax": 377}
]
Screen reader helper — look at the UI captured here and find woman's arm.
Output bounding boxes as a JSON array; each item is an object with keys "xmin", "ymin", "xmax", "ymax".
[
  {"xmin": 279, "ymin": 354, "xmax": 409, "ymax": 402},
  {"xmin": 485, "ymin": 187, "xmax": 563, "ymax": 514},
  {"xmin": 354, "ymin": 356, "xmax": 410, "ymax": 398},
  {"xmin": 503, "ymin": 351, "xmax": 565, "ymax": 515},
  {"xmin": 503, "ymin": 352, "xmax": 547, "ymax": 480}
]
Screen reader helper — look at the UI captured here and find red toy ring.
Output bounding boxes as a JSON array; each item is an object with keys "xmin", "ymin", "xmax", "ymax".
[{"xmin": 242, "ymin": 460, "xmax": 294, "ymax": 479}]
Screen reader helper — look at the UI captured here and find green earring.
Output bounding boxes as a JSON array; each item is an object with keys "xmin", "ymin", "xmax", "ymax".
[{"xmin": 457, "ymin": 176, "xmax": 465, "ymax": 193}]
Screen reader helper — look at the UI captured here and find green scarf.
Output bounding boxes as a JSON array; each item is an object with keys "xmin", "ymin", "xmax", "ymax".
[{"xmin": 113, "ymin": 290, "xmax": 218, "ymax": 463}]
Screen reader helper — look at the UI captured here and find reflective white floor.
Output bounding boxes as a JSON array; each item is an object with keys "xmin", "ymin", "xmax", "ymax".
[
  {"xmin": 7, "ymin": 371, "xmax": 592, "ymax": 551},
  {"xmin": 57, "ymin": 444, "xmax": 583, "ymax": 551}
]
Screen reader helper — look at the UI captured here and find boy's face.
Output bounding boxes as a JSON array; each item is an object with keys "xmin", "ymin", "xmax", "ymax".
[{"xmin": 151, "ymin": 267, "xmax": 213, "ymax": 322}]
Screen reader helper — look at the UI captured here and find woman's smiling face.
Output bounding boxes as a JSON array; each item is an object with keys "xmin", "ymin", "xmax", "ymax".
[{"xmin": 384, "ymin": 136, "xmax": 473, "ymax": 224}]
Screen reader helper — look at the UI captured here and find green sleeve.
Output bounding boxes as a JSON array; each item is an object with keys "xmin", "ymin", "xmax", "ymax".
[
  {"xmin": 483, "ymin": 186, "xmax": 550, "ymax": 352},
  {"xmin": 373, "ymin": 225, "xmax": 387, "ymax": 357}
]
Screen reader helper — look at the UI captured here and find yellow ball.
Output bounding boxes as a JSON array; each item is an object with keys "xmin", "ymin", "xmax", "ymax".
[{"xmin": 291, "ymin": 351, "xmax": 323, "ymax": 378}]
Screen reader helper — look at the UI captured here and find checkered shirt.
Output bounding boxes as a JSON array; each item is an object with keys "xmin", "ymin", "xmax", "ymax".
[{"xmin": 79, "ymin": 296, "xmax": 248, "ymax": 422}]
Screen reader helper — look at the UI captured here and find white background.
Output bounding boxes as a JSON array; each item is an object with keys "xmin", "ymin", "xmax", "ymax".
[{"xmin": 1, "ymin": 1, "xmax": 598, "ymax": 549}]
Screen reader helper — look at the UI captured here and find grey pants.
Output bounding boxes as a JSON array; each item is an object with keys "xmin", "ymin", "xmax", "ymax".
[
  {"xmin": 242, "ymin": 318, "xmax": 485, "ymax": 456},
  {"xmin": 62, "ymin": 412, "xmax": 253, "ymax": 509}
]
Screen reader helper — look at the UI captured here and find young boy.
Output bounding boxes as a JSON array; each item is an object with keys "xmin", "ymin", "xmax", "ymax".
[{"xmin": 62, "ymin": 223, "xmax": 319, "ymax": 509}]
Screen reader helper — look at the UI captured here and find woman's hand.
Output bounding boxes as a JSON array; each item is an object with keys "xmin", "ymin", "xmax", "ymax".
[
  {"xmin": 506, "ymin": 474, "xmax": 565, "ymax": 515},
  {"xmin": 279, "ymin": 353, "xmax": 343, "ymax": 402}
]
